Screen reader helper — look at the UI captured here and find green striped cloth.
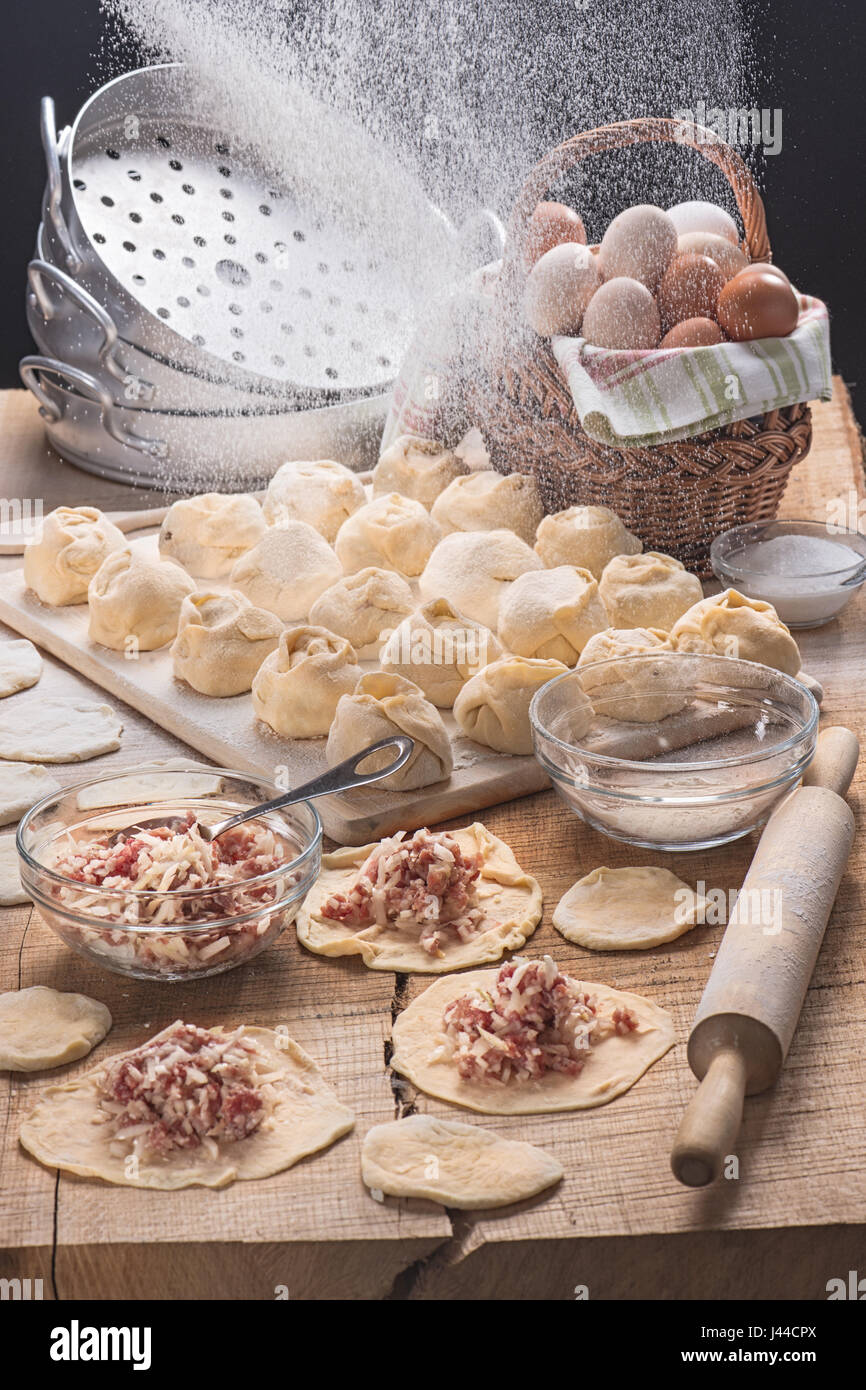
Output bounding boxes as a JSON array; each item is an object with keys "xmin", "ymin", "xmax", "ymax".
[{"xmin": 552, "ymin": 293, "xmax": 832, "ymax": 447}]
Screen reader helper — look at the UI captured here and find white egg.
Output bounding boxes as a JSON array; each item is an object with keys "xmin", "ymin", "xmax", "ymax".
[
  {"xmin": 667, "ymin": 200, "xmax": 740, "ymax": 245},
  {"xmin": 598, "ymin": 205, "xmax": 678, "ymax": 292},
  {"xmin": 581, "ymin": 277, "xmax": 661, "ymax": 350},
  {"xmin": 524, "ymin": 243, "xmax": 603, "ymax": 336}
]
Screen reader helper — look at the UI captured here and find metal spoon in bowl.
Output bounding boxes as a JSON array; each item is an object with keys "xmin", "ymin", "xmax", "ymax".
[{"xmin": 118, "ymin": 735, "xmax": 415, "ymax": 844}]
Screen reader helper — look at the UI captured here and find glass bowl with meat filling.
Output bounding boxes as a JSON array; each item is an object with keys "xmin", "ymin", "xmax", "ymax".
[{"xmin": 16, "ymin": 766, "xmax": 322, "ymax": 981}]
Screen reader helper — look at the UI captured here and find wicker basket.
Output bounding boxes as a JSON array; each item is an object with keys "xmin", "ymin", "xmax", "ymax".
[{"xmin": 466, "ymin": 117, "xmax": 814, "ymax": 576}]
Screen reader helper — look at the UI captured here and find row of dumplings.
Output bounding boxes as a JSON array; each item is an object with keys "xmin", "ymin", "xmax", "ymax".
[{"xmin": 22, "ymin": 436, "xmax": 802, "ymax": 792}]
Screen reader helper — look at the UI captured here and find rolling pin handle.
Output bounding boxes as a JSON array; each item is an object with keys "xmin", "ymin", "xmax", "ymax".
[
  {"xmin": 803, "ymin": 726, "xmax": 860, "ymax": 799},
  {"xmin": 671, "ymin": 1048, "xmax": 748, "ymax": 1188}
]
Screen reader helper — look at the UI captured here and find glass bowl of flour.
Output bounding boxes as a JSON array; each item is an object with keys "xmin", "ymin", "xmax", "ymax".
[{"xmin": 711, "ymin": 520, "xmax": 866, "ymax": 628}]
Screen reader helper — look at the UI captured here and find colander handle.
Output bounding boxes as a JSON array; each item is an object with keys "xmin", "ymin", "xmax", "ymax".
[
  {"xmin": 27, "ymin": 259, "xmax": 156, "ymax": 402},
  {"xmin": 19, "ymin": 355, "xmax": 168, "ymax": 459},
  {"xmin": 40, "ymin": 98, "xmax": 82, "ymax": 276}
]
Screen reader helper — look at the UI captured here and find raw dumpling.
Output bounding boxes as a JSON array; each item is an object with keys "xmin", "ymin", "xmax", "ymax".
[
  {"xmin": 380, "ymin": 598, "xmax": 502, "ymax": 707},
  {"xmin": 23, "ymin": 506, "xmax": 127, "ymax": 605},
  {"xmin": 576, "ymin": 626, "xmax": 684, "ymax": 722},
  {"xmin": 252, "ymin": 626, "xmax": 363, "ymax": 737},
  {"xmin": 230, "ymin": 522, "xmax": 342, "ymax": 621},
  {"xmin": 335, "ymin": 493, "xmax": 442, "ymax": 577},
  {"xmin": 372, "ymin": 434, "xmax": 469, "ymax": 508},
  {"xmin": 453, "ymin": 655, "xmax": 571, "ymax": 754},
  {"xmin": 419, "ymin": 529, "xmax": 542, "ymax": 631},
  {"xmin": 158, "ymin": 493, "xmax": 266, "ymax": 578},
  {"xmin": 599, "ymin": 551, "xmax": 703, "ymax": 630},
  {"xmin": 262, "ymin": 459, "xmax": 366, "ymax": 542},
  {"xmin": 553, "ymin": 865, "xmax": 707, "ymax": 951},
  {"xmin": 172, "ymin": 591, "xmax": 283, "ymax": 696},
  {"xmin": 498, "ymin": 565, "xmax": 608, "ymax": 665},
  {"xmin": 361, "ymin": 1114, "xmax": 563, "ymax": 1209},
  {"xmin": 326, "ymin": 671, "xmax": 453, "ymax": 790},
  {"xmin": 88, "ymin": 549, "xmax": 195, "ymax": 651},
  {"xmin": 671, "ymin": 588, "xmax": 801, "ymax": 675},
  {"xmin": 430, "ymin": 470, "xmax": 544, "ymax": 544},
  {"xmin": 308, "ymin": 567, "xmax": 415, "ymax": 657},
  {"xmin": 534, "ymin": 505, "xmax": 642, "ymax": 578}
]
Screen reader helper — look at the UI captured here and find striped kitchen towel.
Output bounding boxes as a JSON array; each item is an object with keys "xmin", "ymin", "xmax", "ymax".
[{"xmin": 551, "ymin": 293, "xmax": 832, "ymax": 448}]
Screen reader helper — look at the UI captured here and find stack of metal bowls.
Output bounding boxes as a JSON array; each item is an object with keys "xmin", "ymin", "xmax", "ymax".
[{"xmin": 23, "ymin": 65, "xmax": 491, "ymax": 490}]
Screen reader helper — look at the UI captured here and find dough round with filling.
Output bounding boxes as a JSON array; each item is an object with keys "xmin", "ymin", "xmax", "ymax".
[
  {"xmin": 24, "ymin": 506, "xmax": 127, "ymax": 605},
  {"xmin": 380, "ymin": 598, "xmax": 502, "ymax": 707},
  {"xmin": 553, "ymin": 865, "xmax": 707, "ymax": 950},
  {"xmin": 372, "ymin": 435, "xmax": 469, "ymax": 508},
  {"xmin": 308, "ymin": 567, "xmax": 415, "ymax": 657},
  {"xmin": 19, "ymin": 1024, "xmax": 354, "ymax": 1189},
  {"xmin": 172, "ymin": 591, "xmax": 283, "ymax": 696},
  {"xmin": 262, "ymin": 459, "xmax": 366, "ymax": 542},
  {"xmin": 230, "ymin": 522, "xmax": 342, "ymax": 621},
  {"xmin": 88, "ymin": 549, "xmax": 195, "ymax": 651},
  {"xmin": 498, "ymin": 565, "xmax": 608, "ymax": 665},
  {"xmin": 599, "ymin": 551, "xmax": 703, "ymax": 630},
  {"xmin": 671, "ymin": 588, "xmax": 801, "ymax": 675},
  {"xmin": 296, "ymin": 822, "xmax": 542, "ymax": 972},
  {"xmin": 252, "ymin": 625, "xmax": 363, "ymax": 737},
  {"xmin": 419, "ymin": 529, "xmax": 542, "ymax": 630},
  {"xmin": 430, "ymin": 471, "xmax": 544, "ymax": 544},
  {"xmin": 390, "ymin": 963, "xmax": 675, "ymax": 1114},
  {"xmin": 0, "ymin": 986, "xmax": 111, "ymax": 1072},
  {"xmin": 361, "ymin": 1113, "xmax": 562, "ymax": 1208},
  {"xmin": 158, "ymin": 493, "xmax": 266, "ymax": 578},
  {"xmin": 335, "ymin": 493, "xmax": 442, "ymax": 576},
  {"xmin": 534, "ymin": 505, "xmax": 642, "ymax": 578},
  {"xmin": 576, "ymin": 627, "xmax": 685, "ymax": 722},
  {"xmin": 326, "ymin": 671, "xmax": 453, "ymax": 790},
  {"xmin": 453, "ymin": 655, "xmax": 571, "ymax": 754}
]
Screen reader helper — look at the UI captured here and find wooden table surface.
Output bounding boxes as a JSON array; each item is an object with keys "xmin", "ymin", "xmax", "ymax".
[{"xmin": 1, "ymin": 384, "xmax": 864, "ymax": 1301}]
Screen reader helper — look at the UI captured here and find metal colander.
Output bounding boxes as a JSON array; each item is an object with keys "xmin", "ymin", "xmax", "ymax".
[{"xmin": 46, "ymin": 64, "xmax": 458, "ymax": 401}]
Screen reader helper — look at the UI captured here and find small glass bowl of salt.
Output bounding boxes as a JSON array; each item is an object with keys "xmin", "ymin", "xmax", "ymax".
[{"xmin": 711, "ymin": 520, "xmax": 866, "ymax": 628}]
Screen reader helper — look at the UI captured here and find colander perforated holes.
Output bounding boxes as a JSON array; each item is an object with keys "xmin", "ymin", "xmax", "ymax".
[
  {"xmin": 129, "ymin": 212, "xmax": 142, "ymax": 223},
  {"xmin": 171, "ymin": 214, "xmax": 185, "ymax": 225},
  {"xmin": 122, "ymin": 241, "xmax": 136, "ymax": 252},
  {"xmin": 260, "ymin": 302, "xmax": 273, "ymax": 314},
  {"xmin": 193, "ymin": 236, "xmax": 206, "ymax": 248},
  {"xmin": 192, "ymin": 334, "xmax": 205, "ymax": 346},
  {"xmin": 106, "ymin": 148, "xmax": 120, "ymax": 159},
  {"xmin": 215, "ymin": 142, "xmax": 229, "ymax": 155},
  {"xmin": 181, "ymin": 256, "xmax": 195, "ymax": 268},
  {"xmin": 215, "ymin": 260, "xmax": 251, "ymax": 289},
  {"xmin": 280, "ymin": 323, "xmax": 294, "ymax": 335},
  {"xmin": 196, "ymin": 285, "xmax": 210, "ymax": 297},
  {"xmin": 73, "ymin": 179, "xmax": 86, "ymax": 190},
  {"xmin": 218, "ymin": 166, "xmax": 231, "ymax": 178},
  {"xmin": 317, "ymin": 263, "xmax": 329, "ymax": 274},
  {"xmin": 150, "ymin": 192, "xmax": 163, "ymax": 203},
  {"xmin": 157, "ymin": 307, "xmax": 170, "ymax": 319},
  {"xmin": 232, "ymin": 351, "xmax": 245, "ymax": 362},
  {"xmin": 156, "ymin": 136, "xmax": 170, "ymax": 148},
  {"xmin": 255, "ymin": 252, "xmax": 268, "ymax": 264},
  {"xmin": 272, "ymin": 355, "xmax": 285, "ymax": 367},
  {"xmin": 224, "ymin": 234, "xmax": 237, "ymax": 245},
  {"xmin": 168, "ymin": 159, "xmax": 182, "ymax": 171},
  {"xmin": 101, "ymin": 196, "xmax": 115, "ymax": 207},
  {"xmin": 127, "ymin": 170, "xmax": 141, "ymax": 181},
  {"xmin": 325, "ymin": 367, "xmax": 338, "ymax": 379},
  {"xmin": 228, "ymin": 303, "xmax": 243, "ymax": 316},
  {"xmin": 220, "ymin": 188, "xmax": 233, "ymax": 200},
  {"xmin": 132, "ymin": 274, "xmax": 146, "ymax": 285},
  {"xmin": 231, "ymin": 326, "xmax": 244, "ymax": 338},
  {"xmin": 177, "ymin": 296, "xmax": 190, "ymax": 308},
  {"xmin": 222, "ymin": 211, "xmax": 235, "ymax": 222},
  {"xmin": 293, "ymin": 230, "xmax": 305, "ymax": 242},
  {"xmin": 153, "ymin": 249, "xmax": 166, "ymax": 260},
  {"xmin": 182, "ymin": 183, "xmax": 195, "ymax": 195},
  {"xmin": 259, "ymin": 205, "xmax": 271, "ymax": 216},
  {"xmin": 93, "ymin": 233, "xmax": 106, "ymax": 244}
]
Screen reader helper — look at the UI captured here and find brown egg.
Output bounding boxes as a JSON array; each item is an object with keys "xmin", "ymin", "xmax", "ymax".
[
  {"xmin": 657, "ymin": 253, "xmax": 726, "ymax": 330},
  {"xmin": 524, "ymin": 243, "xmax": 602, "ymax": 336},
  {"xmin": 747, "ymin": 261, "xmax": 792, "ymax": 288},
  {"xmin": 598, "ymin": 205, "xmax": 678, "ymax": 292},
  {"xmin": 676, "ymin": 232, "xmax": 749, "ymax": 282},
  {"xmin": 660, "ymin": 317, "xmax": 725, "ymax": 349},
  {"xmin": 581, "ymin": 276, "xmax": 661, "ymax": 350},
  {"xmin": 524, "ymin": 201, "xmax": 587, "ymax": 270},
  {"xmin": 717, "ymin": 267, "xmax": 800, "ymax": 341}
]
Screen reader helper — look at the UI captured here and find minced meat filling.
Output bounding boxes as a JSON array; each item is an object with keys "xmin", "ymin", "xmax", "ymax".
[
  {"xmin": 320, "ymin": 828, "xmax": 483, "ymax": 955},
  {"xmin": 441, "ymin": 956, "xmax": 639, "ymax": 1084},
  {"xmin": 97, "ymin": 1022, "xmax": 269, "ymax": 1160}
]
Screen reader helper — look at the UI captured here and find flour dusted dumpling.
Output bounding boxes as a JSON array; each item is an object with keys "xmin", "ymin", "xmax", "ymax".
[
  {"xmin": 534, "ymin": 505, "xmax": 642, "ymax": 578},
  {"xmin": 419, "ymin": 529, "xmax": 542, "ymax": 631},
  {"xmin": 172, "ymin": 591, "xmax": 283, "ymax": 696},
  {"xmin": 430, "ymin": 471, "xmax": 544, "ymax": 544},
  {"xmin": 326, "ymin": 672, "xmax": 452, "ymax": 790},
  {"xmin": 87, "ymin": 549, "xmax": 195, "ymax": 651},
  {"xmin": 24, "ymin": 506, "xmax": 127, "ymax": 606},
  {"xmin": 262, "ymin": 459, "xmax": 367, "ymax": 542},
  {"xmin": 158, "ymin": 493, "xmax": 266, "ymax": 579},
  {"xmin": 599, "ymin": 551, "xmax": 703, "ymax": 630},
  {"xmin": 577, "ymin": 626, "xmax": 684, "ymax": 722},
  {"xmin": 671, "ymin": 588, "xmax": 801, "ymax": 675},
  {"xmin": 335, "ymin": 493, "xmax": 442, "ymax": 577},
  {"xmin": 252, "ymin": 626, "xmax": 363, "ymax": 738},
  {"xmin": 308, "ymin": 568, "xmax": 415, "ymax": 657},
  {"xmin": 230, "ymin": 522, "xmax": 342, "ymax": 621},
  {"xmin": 453, "ymin": 655, "xmax": 573, "ymax": 755},
  {"xmin": 380, "ymin": 598, "xmax": 502, "ymax": 708},
  {"xmin": 372, "ymin": 434, "xmax": 469, "ymax": 508},
  {"xmin": 498, "ymin": 565, "xmax": 608, "ymax": 665}
]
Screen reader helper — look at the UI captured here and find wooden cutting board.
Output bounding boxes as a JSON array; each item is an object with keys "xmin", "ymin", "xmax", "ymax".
[{"xmin": 0, "ymin": 539, "xmax": 548, "ymax": 844}]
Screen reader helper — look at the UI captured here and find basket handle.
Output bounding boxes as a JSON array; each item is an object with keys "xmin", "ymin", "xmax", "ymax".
[{"xmin": 498, "ymin": 117, "xmax": 770, "ymax": 311}]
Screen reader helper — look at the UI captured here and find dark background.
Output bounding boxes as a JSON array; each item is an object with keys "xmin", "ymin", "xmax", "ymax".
[{"xmin": 2, "ymin": 0, "xmax": 864, "ymax": 416}]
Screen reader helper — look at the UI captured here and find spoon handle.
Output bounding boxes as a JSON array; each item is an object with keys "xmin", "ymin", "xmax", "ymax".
[{"xmin": 202, "ymin": 735, "xmax": 415, "ymax": 841}]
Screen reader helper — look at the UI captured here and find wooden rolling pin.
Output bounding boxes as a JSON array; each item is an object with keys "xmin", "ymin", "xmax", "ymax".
[{"xmin": 671, "ymin": 725, "xmax": 859, "ymax": 1187}]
